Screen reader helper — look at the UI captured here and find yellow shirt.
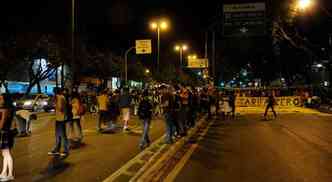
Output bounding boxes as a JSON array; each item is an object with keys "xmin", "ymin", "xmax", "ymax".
[{"xmin": 97, "ymin": 94, "xmax": 109, "ymax": 111}]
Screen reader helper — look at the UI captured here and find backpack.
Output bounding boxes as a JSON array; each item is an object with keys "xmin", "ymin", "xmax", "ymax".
[
  {"xmin": 78, "ymin": 103, "xmax": 86, "ymax": 116},
  {"xmin": 138, "ymin": 100, "xmax": 152, "ymax": 119}
]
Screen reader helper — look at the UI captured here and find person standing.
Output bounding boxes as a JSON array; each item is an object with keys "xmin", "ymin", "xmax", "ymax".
[
  {"xmin": 161, "ymin": 86, "xmax": 175, "ymax": 144},
  {"xmin": 97, "ymin": 90, "xmax": 110, "ymax": 132},
  {"xmin": 69, "ymin": 92, "xmax": 84, "ymax": 142},
  {"xmin": 264, "ymin": 93, "xmax": 277, "ymax": 120},
  {"xmin": 107, "ymin": 91, "xmax": 120, "ymax": 130},
  {"xmin": 137, "ymin": 91, "xmax": 153, "ymax": 150},
  {"xmin": 178, "ymin": 87, "xmax": 189, "ymax": 136},
  {"xmin": 0, "ymin": 94, "xmax": 16, "ymax": 181},
  {"xmin": 48, "ymin": 88, "xmax": 69, "ymax": 157},
  {"xmin": 119, "ymin": 88, "xmax": 131, "ymax": 132}
]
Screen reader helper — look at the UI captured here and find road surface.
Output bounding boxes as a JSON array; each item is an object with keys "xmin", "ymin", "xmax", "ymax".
[
  {"xmin": 174, "ymin": 111, "xmax": 332, "ymax": 182},
  {"xmin": 11, "ymin": 112, "xmax": 165, "ymax": 182}
]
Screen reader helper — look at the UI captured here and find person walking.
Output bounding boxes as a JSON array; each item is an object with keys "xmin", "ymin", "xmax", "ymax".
[
  {"xmin": 97, "ymin": 90, "xmax": 110, "ymax": 132},
  {"xmin": 137, "ymin": 91, "xmax": 153, "ymax": 150},
  {"xmin": 119, "ymin": 88, "xmax": 131, "ymax": 132},
  {"xmin": 48, "ymin": 88, "xmax": 69, "ymax": 157},
  {"xmin": 264, "ymin": 93, "xmax": 277, "ymax": 120},
  {"xmin": 229, "ymin": 91, "xmax": 236, "ymax": 119},
  {"xmin": 0, "ymin": 94, "xmax": 16, "ymax": 181},
  {"xmin": 69, "ymin": 91, "xmax": 84, "ymax": 142}
]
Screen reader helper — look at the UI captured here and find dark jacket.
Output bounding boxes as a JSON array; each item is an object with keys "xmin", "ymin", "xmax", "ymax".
[
  {"xmin": 138, "ymin": 98, "xmax": 152, "ymax": 120},
  {"xmin": 119, "ymin": 93, "xmax": 131, "ymax": 108}
]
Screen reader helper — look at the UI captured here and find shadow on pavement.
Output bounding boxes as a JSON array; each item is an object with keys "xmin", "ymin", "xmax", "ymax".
[{"xmin": 34, "ymin": 157, "xmax": 71, "ymax": 182}]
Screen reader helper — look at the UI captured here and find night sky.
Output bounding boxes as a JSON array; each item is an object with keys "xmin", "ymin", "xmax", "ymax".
[{"xmin": 1, "ymin": 0, "xmax": 331, "ymax": 82}]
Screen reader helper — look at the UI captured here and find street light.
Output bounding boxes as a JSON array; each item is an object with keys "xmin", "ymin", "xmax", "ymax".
[
  {"xmin": 188, "ymin": 54, "xmax": 197, "ymax": 60},
  {"xmin": 297, "ymin": 0, "xmax": 313, "ymax": 11},
  {"xmin": 150, "ymin": 19, "xmax": 169, "ymax": 73},
  {"xmin": 174, "ymin": 44, "xmax": 188, "ymax": 66},
  {"xmin": 145, "ymin": 69, "xmax": 150, "ymax": 74}
]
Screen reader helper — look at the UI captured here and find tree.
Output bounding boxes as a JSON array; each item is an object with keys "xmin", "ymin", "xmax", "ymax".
[
  {"xmin": 16, "ymin": 33, "xmax": 62, "ymax": 94},
  {"xmin": 0, "ymin": 34, "xmax": 16, "ymax": 93}
]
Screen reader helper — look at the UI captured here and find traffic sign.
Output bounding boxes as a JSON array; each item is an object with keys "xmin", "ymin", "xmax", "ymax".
[
  {"xmin": 136, "ymin": 40, "xmax": 152, "ymax": 54},
  {"xmin": 223, "ymin": 2, "xmax": 266, "ymax": 37},
  {"xmin": 187, "ymin": 58, "xmax": 209, "ymax": 68}
]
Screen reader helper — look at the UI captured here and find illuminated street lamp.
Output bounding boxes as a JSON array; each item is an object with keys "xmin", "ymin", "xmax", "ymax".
[
  {"xmin": 174, "ymin": 44, "xmax": 188, "ymax": 66},
  {"xmin": 297, "ymin": 0, "xmax": 313, "ymax": 11},
  {"xmin": 145, "ymin": 69, "xmax": 150, "ymax": 74},
  {"xmin": 188, "ymin": 54, "xmax": 197, "ymax": 60},
  {"xmin": 150, "ymin": 19, "xmax": 169, "ymax": 72}
]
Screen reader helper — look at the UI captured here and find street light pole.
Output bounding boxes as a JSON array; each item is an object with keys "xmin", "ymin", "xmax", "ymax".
[
  {"xmin": 179, "ymin": 49, "xmax": 183, "ymax": 66},
  {"xmin": 157, "ymin": 27, "xmax": 160, "ymax": 73},
  {"xmin": 125, "ymin": 47, "xmax": 135, "ymax": 84}
]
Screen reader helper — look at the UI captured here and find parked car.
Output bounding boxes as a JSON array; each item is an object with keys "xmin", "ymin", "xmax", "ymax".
[{"xmin": 14, "ymin": 94, "xmax": 54, "ymax": 112}]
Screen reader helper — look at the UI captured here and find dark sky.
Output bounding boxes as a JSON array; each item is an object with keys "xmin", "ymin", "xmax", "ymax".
[
  {"xmin": 1, "ymin": 0, "xmax": 331, "ymax": 55},
  {"xmin": 1, "ymin": 0, "xmax": 222, "ymax": 54}
]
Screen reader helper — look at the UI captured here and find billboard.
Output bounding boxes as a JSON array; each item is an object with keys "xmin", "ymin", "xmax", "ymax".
[
  {"xmin": 187, "ymin": 58, "xmax": 209, "ymax": 69},
  {"xmin": 223, "ymin": 2, "xmax": 266, "ymax": 37}
]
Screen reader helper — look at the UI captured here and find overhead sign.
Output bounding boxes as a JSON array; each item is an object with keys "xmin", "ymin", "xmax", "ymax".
[
  {"xmin": 135, "ymin": 40, "xmax": 152, "ymax": 54},
  {"xmin": 223, "ymin": 2, "xmax": 266, "ymax": 37},
  {"xmin": 187, "ymin": 58, "xmax": 209, "ymax": 68}
]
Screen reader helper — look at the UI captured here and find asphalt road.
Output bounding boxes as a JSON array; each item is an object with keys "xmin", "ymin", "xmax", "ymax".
[
  {"xmin": 10, "ymin": 112, "xmax": 165, "ymax": 182},
  {"xmin": 174, "ymin": 112, "xmax": 332, "ymax": 182}
]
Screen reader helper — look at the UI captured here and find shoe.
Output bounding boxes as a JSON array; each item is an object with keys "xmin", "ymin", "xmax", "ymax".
[
  {"xmin": 60, "ymin": 152, "xmax": 69, "ymax": 157},
  {"xmin": 0, "ymin": 176, "xmax": 14, "ymax": 181},
  {"xmin": 48, "ymin": 151, "xmax": 60, "ymax": 156},
  {"xmin": 123, "ymin": 127, "xmax": 130, "ymax": 132},
  {"xmin": 0, "ymin": 175, "xmax": 6, "ymax": 179}
]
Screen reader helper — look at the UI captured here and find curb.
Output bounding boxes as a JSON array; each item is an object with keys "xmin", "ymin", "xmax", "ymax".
[{"xmin": 134, "ymin": 115, "xmax": 207, "ymax": 182}]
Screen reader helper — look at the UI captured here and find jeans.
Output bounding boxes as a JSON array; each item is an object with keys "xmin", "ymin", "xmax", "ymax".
[
  {"xmin": 140, "ymin": 118, "xmax": 151, "ymax": 147},
  {"xmin": 98, "ymin": 111, "xmax": 108, "ymax": 130},
  {"xmin": 53, "ymin": 121, "xmax": 69, "ymax": 153},
  {"xmin": 164, "ymin": 113, "xmax": 174, "ymax": 143},
  {"xmin": 69, "ymin": 118, "xmax": 83, "ymax": 140}
]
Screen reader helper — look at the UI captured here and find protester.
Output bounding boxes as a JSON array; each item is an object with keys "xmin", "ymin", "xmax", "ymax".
[
  {"xmin": 0, "ymin": 94, "xmax": 16, "ymax": 181},
  {"xmin": 264, "ymin": 93, "xmax": 277, "ymax": 120},
  {"xmin": 229, "ymin": 91, "xmax": 236, "ymax": 119},
  {"xmin": 138, "ymin": 90, "xmax": 153, "ymax": 150},
  {"xmin": 119, "ymin": 88, "xmax": 131, "ymax": 132},
  {"xmin": 179, "ymin": 87, "xmax": 189, "ymax": 136},
  {"xmin": 97, "ymin": 90, "xmax": 110, "ymax": 132},
  {"xmin": 69, "ymin": 91, "xmax": 84, "ymax": 142},
  {"xmin": 15, "ymin": 109, "xmax": 37, "ymax": 137},
  {"xmin": 48, "ymin": 88, "xmax": 69, "ymax": 157},
  {"xmin": 161, "ymin": 86, "xmax": 175, "ymax": 144},
  {"xmin": 108, "ymin": 91, "xmax": 120, "ymax": 130}
]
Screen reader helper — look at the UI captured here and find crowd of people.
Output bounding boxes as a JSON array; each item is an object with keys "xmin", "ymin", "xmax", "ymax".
[{"xmin": 0, "ymin": 84, "xmax": 282, "ymax": 181}]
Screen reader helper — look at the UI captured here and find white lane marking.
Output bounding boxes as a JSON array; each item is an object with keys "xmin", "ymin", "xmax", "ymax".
[{"xmin": 164, "ymin": 120, "xmax": 215, "ymax": 182}]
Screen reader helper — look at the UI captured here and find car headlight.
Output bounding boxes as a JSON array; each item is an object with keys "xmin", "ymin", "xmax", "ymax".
[{"xmin": 23, "ymin": 101, "xmax": 33, "ymax": 106}]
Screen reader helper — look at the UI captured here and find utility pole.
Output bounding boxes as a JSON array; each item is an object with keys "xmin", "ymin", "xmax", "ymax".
[{"xmin": 211, "ymin": 31, "xmax": 216, "ymax": 80}]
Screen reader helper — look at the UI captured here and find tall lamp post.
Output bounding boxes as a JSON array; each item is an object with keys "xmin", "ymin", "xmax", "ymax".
[
  {"xmin": 174, "ymin": 44, "xmax": 188, "ymax": 67},
  {"xmin": 296, "ymin": 0, "xmax": 332, "ymax": 86},
  {"xmin": 150, "ymin": 20, "xmax": 168, "ymax": 73}
]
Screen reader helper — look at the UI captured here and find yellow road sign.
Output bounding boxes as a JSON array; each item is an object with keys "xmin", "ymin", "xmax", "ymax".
[{"xmin": 136, "ymin": 40, "xmax": 152, "ymax": 54}]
